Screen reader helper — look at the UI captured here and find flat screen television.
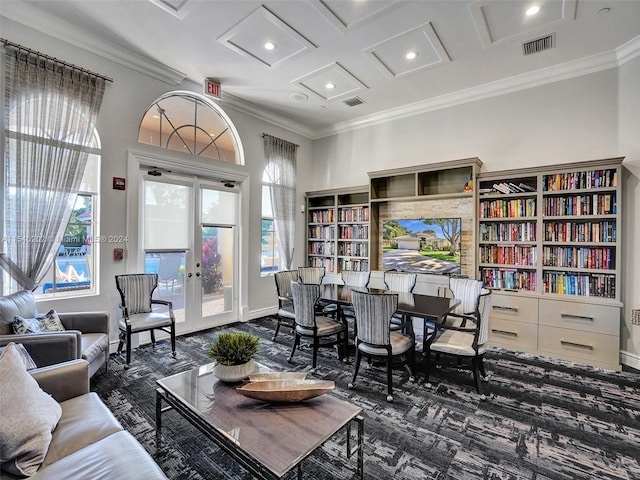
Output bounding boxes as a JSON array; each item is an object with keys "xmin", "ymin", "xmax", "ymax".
[{"xmin": 382, "ymin": 218, "xmax": 461, "ymax": 274}]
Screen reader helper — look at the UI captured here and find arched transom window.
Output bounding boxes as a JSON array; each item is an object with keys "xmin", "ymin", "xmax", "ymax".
[{"xmin": 138, "ymin": 91, "xmax": 242, "ymax": 165}]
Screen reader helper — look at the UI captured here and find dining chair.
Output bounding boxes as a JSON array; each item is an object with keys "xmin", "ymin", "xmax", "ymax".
[
  {"xmin": 288, "ymin": 281, "xmax": 349, "ymax": 373},
  {"xmin": 272, "ymin": 269, "xmax": 298, "ymax": 341},
  {"xmin": 439, "ymin": 277, "xmax": 486, "ymax": 328},
  {"xmin": 297, "ymin": 266, "xmax": 326, "ymax": 285},
  {"xmin": 339, "ymin": 270, "xmax": 371, "ymax": 321},
  {"xmin": 348, "ymin": 290, "xmax": 415, "ymax": 402},
  {"xmin": 115, "ymin": 273, "xmax": 176, "ymax": 369},
  {"xmin": 425, "ymin": 278, "xmax": 491, "ymax": 397},
  {"xmin": 384, "ymin": 271, "xmax": 417, "ymax": 334},
  {"xmin": 298, "ymin": 266, "xmax": 337, "ymax": 315}
]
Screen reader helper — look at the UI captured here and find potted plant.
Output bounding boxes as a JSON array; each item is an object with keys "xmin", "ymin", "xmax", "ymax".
[{"xmin": 207, "ymin": 331, "xmax": 260, "ymax": 382}]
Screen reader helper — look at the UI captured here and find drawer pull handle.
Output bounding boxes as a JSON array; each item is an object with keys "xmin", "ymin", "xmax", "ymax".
[
  {"xmin": 560, "ymin": 340, "xmax": 593, "ymax": 350},
  {"xmin": 493, "ymin": 305, "xmax": 518, "ymax": 312},
  {"xmin": 560, "ymin": 313, "xmax": 594, "ymax": 321},
  {"xmin": 491, "ymin": 329, "xmax": 517, "ymax": 337}
]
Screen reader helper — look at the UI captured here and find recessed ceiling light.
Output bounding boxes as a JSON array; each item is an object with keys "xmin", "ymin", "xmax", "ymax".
[
  {"xmin": 597, "ymin": 7, "xmax": 611, "ymax": 14},
  {"xmin": 405, "ymin": 51, "xmax": 418, "ymax": 60},
  {"xmin": 526, "ymin": 5, "xmax": 540, "ymax": 16},
  {"xmin": 264, "ymin": 41, "xmax": 276, "ymax": 50},
  {"xmin": 325, "ymin": 82, "xmax": 335, "ymax": 89}
]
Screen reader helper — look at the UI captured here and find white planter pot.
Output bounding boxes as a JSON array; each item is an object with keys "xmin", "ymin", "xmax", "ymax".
[{"xmin": 213, "ymin": 359, "xmax": 254, "ymax": 383}]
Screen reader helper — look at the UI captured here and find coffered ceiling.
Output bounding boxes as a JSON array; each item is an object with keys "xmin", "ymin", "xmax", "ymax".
[{"xmin": 1, "ymin": 0, "xmax": 639, "ymax": 139}]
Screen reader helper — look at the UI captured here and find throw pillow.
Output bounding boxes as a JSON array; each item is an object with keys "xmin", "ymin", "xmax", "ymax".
[
  {"xmin": 12, "ymin": 316, "xmax": 41, "ymax": 334},
  {"xmin": 11, "ymin": 310, "xmax": 65, "ymax": 335},
  {"xmin": 38, "ymin": 309, "xmax": 65, "ymax": 332},
  {"xmin": 0, "ymin": 343, "xmax": 62, "ymax": 477},
  {"xmin": 0, "ymin": 343, "xmax": 37, "ymax": 370}
]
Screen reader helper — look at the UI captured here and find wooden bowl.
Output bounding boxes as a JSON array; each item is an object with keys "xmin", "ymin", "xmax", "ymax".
[
  {"xmin": 236, "ymin": 379, "xmax": 335, "ymax": 403},
  {"xmin": 248, "ymin": 372, "xmax": 307, "ymax": 382}
]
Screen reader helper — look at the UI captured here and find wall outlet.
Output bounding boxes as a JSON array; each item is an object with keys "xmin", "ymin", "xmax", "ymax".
[{"xmin": 632, "ymin": 309, "xmax": 640, "ymax": 326}]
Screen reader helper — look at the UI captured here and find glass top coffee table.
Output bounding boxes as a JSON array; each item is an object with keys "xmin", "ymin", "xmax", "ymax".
[{"xmin": 156, "ymin": 362, "xmax": 364, "ymax": 479}]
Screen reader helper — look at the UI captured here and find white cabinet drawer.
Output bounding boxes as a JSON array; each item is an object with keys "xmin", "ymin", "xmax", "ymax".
[
  {"xmin": 539, "ymin": 300, "xmax": 620, "ymax": 336},
  {"xmin": 538, "ymin": 325, "xmax": 619, "ymax": 369},
  {"xmin": 489, "ymin": 294, "xmax": 538, "ymax": 324},
  {"xmin": 488, "ymin": 317, "xmax": 538, "ymax": 351}
]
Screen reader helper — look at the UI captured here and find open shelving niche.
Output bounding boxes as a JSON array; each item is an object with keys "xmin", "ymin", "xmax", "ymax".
[
  {"xmin": 477, "ymin": 157, "xmax": 623, "ymax": 370},
  {"xmin": 368, "ymin": 158, "xmax": 483, "ymax": 280},
  {"xmin": 306, "ymin": 187, "xmax": 370, "ymax": 275}
]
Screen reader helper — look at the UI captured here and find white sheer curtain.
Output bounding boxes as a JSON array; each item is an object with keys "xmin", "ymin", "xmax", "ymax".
[
  {"xmin": 263, "ymin": 134, "xmax": 297, "ymax": 269},
  {"xmin": 2, "ymin": 44, "xmax": 106, "ymax": 288}
]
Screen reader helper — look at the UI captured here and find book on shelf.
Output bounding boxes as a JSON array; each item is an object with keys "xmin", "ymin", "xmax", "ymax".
[
  {"xmin": 492, "ymin": 183, "xmax": 511, "ymax": 194},
  {"xmin": 518, "ymin": 182, "xmax": 536, "ymax": 192}
]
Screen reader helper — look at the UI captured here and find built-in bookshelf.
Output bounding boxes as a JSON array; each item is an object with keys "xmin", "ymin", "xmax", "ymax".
[
  {"xmin": 306, "ymin": 187, "xmax": 369, "ymax": 273},
  {"xmin": 477, "ymin": 157, "xmax": 623, "ymax": 370}
]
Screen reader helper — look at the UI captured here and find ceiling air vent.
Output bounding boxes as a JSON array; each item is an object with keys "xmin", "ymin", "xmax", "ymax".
[
  {"xmin": 343, "ymin": 97, "xmax": 364, "ymax": 107},
  {"xmin": 522, "ymin": 34, "xmax": 555, "ymax": 56}
]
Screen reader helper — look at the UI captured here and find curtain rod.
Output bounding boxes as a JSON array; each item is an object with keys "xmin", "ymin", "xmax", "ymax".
[
  {"xmin": 1, "ymin": 37, "xmax": 114, "ymax": 83},
  {"xmin": 262, "ymin": 133, "xmax": 299, "ymax": 148}
]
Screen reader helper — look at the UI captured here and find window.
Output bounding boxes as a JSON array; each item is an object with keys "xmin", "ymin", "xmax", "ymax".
[
  {"xmin": 35, "ymin": 150, "xmax": 100, "ymax": 297},
  {"xmin": 261, "ymin": 183, "xmax": 280, "ymax": 275},
  {"xmin": 262, "ymin": 135, "xmax": 297, "ymax": 272},
  {"xmin": 138, "ymin": 91, "xmax": 243, "ymax": 165},
  {"xmin": 3, "ymin": 119, "xmax": 101, "ymax": 298},
  {"xmin": 2, "ymin": 44, "xmax": 105, "ymax": 297}
]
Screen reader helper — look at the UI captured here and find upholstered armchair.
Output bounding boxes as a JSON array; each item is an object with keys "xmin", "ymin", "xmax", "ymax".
[{"xmin": 0, "ymin": 290, "xmax": 110, "ymax": 378}]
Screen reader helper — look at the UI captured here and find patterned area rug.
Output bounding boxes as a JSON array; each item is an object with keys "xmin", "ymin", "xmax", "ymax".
[{"xmin": 92, "ymin": 317, "xmax": 640, "ymax": 480}]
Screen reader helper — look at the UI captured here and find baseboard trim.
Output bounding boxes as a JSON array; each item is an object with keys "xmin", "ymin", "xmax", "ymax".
[
  {"xmin": 245, "ymin": 306, "xmax": 277, "ymax": 321},
  {"xmin": 620, "ymin": 350, "xmax": 640, "ymax": 371}
]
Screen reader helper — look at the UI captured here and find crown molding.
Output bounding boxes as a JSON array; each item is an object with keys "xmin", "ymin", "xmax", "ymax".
[
  {"xmin": 220, "ymin": 93, "xmax": 316, "ymax": 139},
  {"xmin": 616, "ymin": 34, "xmax": 640, "ymax": 65},
  {"xmin": 314, "ymin": 44, "xmax": 635, "ymax": 139},
  {"xmin": 1, "ymin": 5, "xmax": 186, "ymax": 85},
  {"xmin": 3, "ymin": 2, "xmax": 638, "ymax": 141}
]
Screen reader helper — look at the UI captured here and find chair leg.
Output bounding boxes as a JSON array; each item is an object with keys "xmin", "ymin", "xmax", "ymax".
[
  {"xmin": 478, "ymin": 354, "xmax": 487, "ymax": 378},
  {"xmin": 117, "ymin": 330, "xmax": 124, "ymax": 354},
  {"xmin": 288, "ymin": 333, "xmax": 300, "ymax": 363},
  {"xmin": 171, "ymin": 324, "xmax": 176, "ymax": 357},
  {"xmin": 386, "ymin": 355, "xmax": 394, "ymax": 402},
  {"xmin": 311, "ymin": 337, "xmax": 319, "ymax": 372},
  {"xmin": 342, "ymin": 329, "xmax": 349, "ymax": 363},
  {"xmin": 472, "ymin": 357, "xmax": 483, "ymax": 395},
  {"xmin": 150, "ymin": 330, "xmax": 156, "ymax": 347},
  {"xmin": 408, "ymin": 346, "xmax": 416, "ymax": 382},
  {"xmin": 272, "ymin": 317, "xmax": 281, "ymax": 341},
  {"xmin": 348, "ymin": 349, "xmax": 362, "ymax": 389},
  {"xmin": 336, "ymin": 332, "xmax": 346, "ymax": 362},
  {"xmin": 125, "ymin": 329, "xmax": 132, "ymax": 369},
  {"xmin": 424, "ymin": 348, "xmax": 432, "ymax": 386}
]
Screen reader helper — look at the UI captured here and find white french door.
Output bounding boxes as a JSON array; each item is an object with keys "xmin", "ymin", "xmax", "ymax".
[{"xmin": 142, "ymin": 175, "xmax": 238, "ymax": 334}]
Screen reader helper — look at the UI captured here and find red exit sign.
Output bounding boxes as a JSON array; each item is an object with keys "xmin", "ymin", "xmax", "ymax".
[{"xmin": 205, "ymin": 78, "xmax": 221, "ymax": 99}]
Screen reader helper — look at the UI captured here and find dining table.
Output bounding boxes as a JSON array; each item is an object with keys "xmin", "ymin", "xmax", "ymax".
[{"xmin": 317, "ymin": 283, "xmax": 461, "ymax": 355}]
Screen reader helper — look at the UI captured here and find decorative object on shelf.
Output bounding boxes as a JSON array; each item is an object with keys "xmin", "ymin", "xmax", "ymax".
[
  {"xmin": 207, "ymin": 332, "xmax": 260, "ymax": 382},
  {"xmin": 236, "ymin": 379, "xmax": 335, "ymax": 402}
]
